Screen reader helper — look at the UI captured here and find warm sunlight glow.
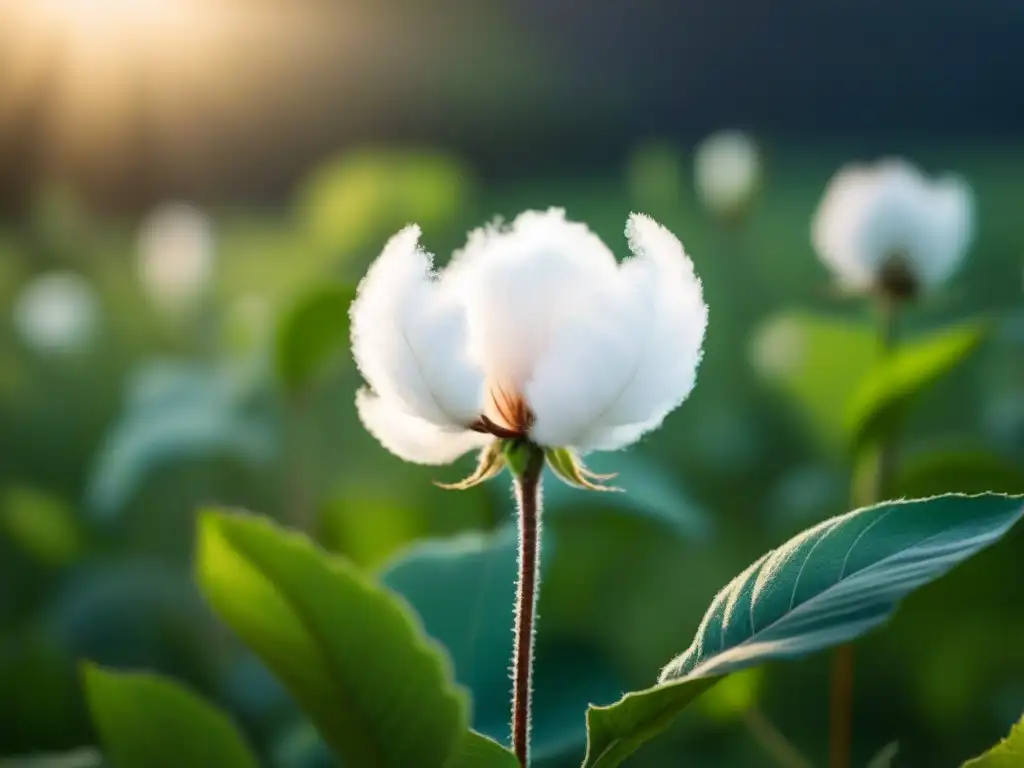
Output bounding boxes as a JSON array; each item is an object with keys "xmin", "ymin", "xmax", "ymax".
[
  {"xmin": 0, "ymin": 0, "xmax": 340, "ymax": 182},
  {"xmin": 34, "ymin": 0, "xmax": 186, "ymax": 34}
]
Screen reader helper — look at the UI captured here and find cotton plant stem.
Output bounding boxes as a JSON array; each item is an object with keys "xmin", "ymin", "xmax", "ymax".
[
  {"xmin": 743, "ymin": 706, "xmax": 814, "ymax": 768},
  {"xmin": 511, "ymin": 450, "xmax": 544, "ymax": 767},
  {"xmin": 829, "ymin": 296, "xmax": 900, "ymax": 768}
]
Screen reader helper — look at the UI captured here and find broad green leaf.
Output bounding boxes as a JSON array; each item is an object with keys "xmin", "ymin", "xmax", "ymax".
[
  {"xmin": 583, "ymin": 494, "xmax": 1024, "ymax": 768},
  {"xmin": 896, "ymin": 449, "xmax": 1024, "ymax": 498},
  {"xmin": 751, "ymin": 312, "xmax": 876, "ymax": 452},
  {"xmin": 963, "ymin": 715, "xmax": 1024, "ymax": 767},
  {"xmin": 0, "ymin": 749, "xmax": 104, "ymax": 768},
  {"xmin": 82, "ymin": 664, "xmax": 257, "ymax": 768},
  {"xmin": 196, "ymin": 510, "xmax": 467, "ymax": 768},
  {"xmin": 86, "ymin": 361, "xmax": 274, "ymax": 519},
  {"xmin": 1, "ymin": 486, "xmax": 83, "ymax": 566},
  {"xmin": 584, "ymin": 677, "xmax": 720, "ymax": 768},
  {"xmin": 498, "ymin": 452, "xmax": 711, "ymax": 540},
  {"xmin": 274, "ymin": 283, "xmax": 354, "ymax": 396},
  {"xmin": 845, "ymin": 322, "xmax": 986, "ymax": 450},
  {"xmin": 445, "ymin": 731, "xmax": 520, "ymax": 768},
  {"xmin": 380, "ymin": 526, "xmax": 622, "ymax": 763}
]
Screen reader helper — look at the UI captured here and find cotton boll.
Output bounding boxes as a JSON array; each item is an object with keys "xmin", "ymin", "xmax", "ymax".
[
  {"xmin": 812, "ymin": 158, "xmax": 974, "ymax": 299},
  {"xmin": 693, "ymin": 131, "xmax": 761, "ymax": 223},
  {"xmin": 12, "ymin": 271, "xmax": 99, "ymax": 354},
  {"xmin": 350, "ymin": 226, "xmax": 484, "ymax": 429},
  {"xmin": 553, "ymin": 214, "xmax": 707, "ymax": 451},
  {"xmin": 351, "ymin": 209, "xmax": 707, "ymax": 473},
  {"xmin": 137, "ymin": 203, "xmax": 215, "ymax": 315},
  {"xmin": 447, "ymin": 208, "xmax": 620, "ymax": 398},
  {"xmin": 355, "ymin": 389, "xmax": 488, "ymax": 465}
]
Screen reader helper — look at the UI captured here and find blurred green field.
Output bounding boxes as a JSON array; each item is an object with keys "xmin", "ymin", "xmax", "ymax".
[{"xmin": 1, "ymin": 142, "xmax": 1023, "ymax": 767}]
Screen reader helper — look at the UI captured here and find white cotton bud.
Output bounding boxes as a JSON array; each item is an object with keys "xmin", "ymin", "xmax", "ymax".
[
  {"xmin": 812, "ymin": 158, "xmax": 974, "ymax": 300},
  {"xmin": 693, "ymin": 130, "xmax": 761, "ymax": 222},
  {"xmin": 349, "ymin": 208, "xmax": 708, "ymax": 474},
  {"xmin": 12, "ymin": 271, "xmax": 99, "ymax": 354},
  {"xmin": 137, "ymin": 203, "xmax": 215, "ymax": 315}
]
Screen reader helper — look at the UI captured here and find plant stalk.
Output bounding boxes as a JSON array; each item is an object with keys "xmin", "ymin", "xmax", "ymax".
[
  {"xmin": 511, "ymin": 449, "xmax": 544, "ymax": 767},
  {"xmin": 744, "ymin": 706, "xmax": 814, "ymax": 768},
  {"xmin": 829, "ymin": 295, "xmax": 900, "ymax": 768}
]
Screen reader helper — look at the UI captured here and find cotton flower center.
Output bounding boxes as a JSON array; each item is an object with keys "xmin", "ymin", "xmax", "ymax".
[
  {"xmin": 471, "ymin": 379, "xmax": 534, "ymax": 439},
  {"xmin": 877, "ymin": 250, "xmax": 918, "ymax": 301}
]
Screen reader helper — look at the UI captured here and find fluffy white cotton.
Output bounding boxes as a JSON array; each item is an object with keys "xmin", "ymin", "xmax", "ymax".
[
  {"xmin": 350, "ymin": 226, "xmax": 484, "ymax": 429},
  {"xmin": 137, "ymin": 203, "xmax": 215, "ymax": 313},
  {"xmin": 445, "ymin": 210, "xmax": 621, "ymax": 395},
  {"xmin": 350, "ymin": 208, "xmax": 708, "ymax": 465},
  {"xmin": 812, "ymin": 158, "xmax": 974, "ymax": 293},
  {"xmin": 528, "ymin": 214, "xmax": 707, "ymax": 450},
  {"xmin": 694, "ymin": 131, "xmax": 761, "ymax": 218},
  {"xmin": 355, "ymin": 389, "xmax": 489, "ymax": 465},
  {"xmin": 13, "ymin": 271, "xmax": 99, "ymax": 354}
]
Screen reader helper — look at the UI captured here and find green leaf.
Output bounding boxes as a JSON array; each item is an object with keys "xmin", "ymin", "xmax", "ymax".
[
  {"xmin": 963, "ymin": 715, "xmax": 1024, "ymax": 767},
  {"xmin": 45, "ymin": 562, "xmax": 212, "ymax": 680},
  {"xmin": 297, "ymin": 149, "xmax": 470, "ymax": 256},
  {"xmin": 584, "ymin": 678, "xmax": 721, "ymax": 768},
  {"xmin": 1, "ymin": 486, "xmax": 83, "ymax": 566},
  {"xmin": 751, "ymin": 312, "xmax": 877, "ymax": 452},
  {"xmin": 516, "ymin": 452, "xmax": 710, "ymax": 540},
  {"xmin": 582, "ymin": 494, "xmax": 1024, "ymax": 768},
  {"xmin": 896, "ymin": 449, "xmax": 1024, "ymax": 498},
  {"xmin": 195, "ymin": 509, "xmax": 467, "ymax": 768},
  {"xmin": 82, "ymin": 664, "xmax": 257, "ymax": 768},
  {"xmin": 445, "ymin": 731, "xmax": 520, "ymax": 768},
  {"xmin": 274, "ymin": 283, "xmax": 354, "ymax": 396},
  {"xmin": 380, "ymin": 527, "xmax": 622, "ymax": 763},
  {"xmin": 86, "ymin": 361, "xmax": 274, "ymax": 519},
  {"xmin": 845, "ymin": 322, "xmax": 986, "ymax": 451}
]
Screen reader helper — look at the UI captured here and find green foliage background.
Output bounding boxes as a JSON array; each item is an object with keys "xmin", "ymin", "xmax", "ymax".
[{"xmin": 1, "ymin": 143, "xmax": 1023, "ymax": 767}]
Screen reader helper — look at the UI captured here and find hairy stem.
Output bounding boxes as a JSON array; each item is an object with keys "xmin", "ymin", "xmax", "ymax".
[
  {"xmin": 829, "ymin": 296, "xmax": 900, "ymax": 768},
  {"xmin": 511, "ymin": 449, "xmax": 544, "ymax": 767},
  {"xmin": 744, "ymin": 706, "xmax": 814, "ymax": 768}
]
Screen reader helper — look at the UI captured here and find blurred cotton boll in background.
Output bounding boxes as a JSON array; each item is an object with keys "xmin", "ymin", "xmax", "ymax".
[
  {"xmin": 12, "ymin": 271, "xmax": 100, "ymax": 355},
  {"xmin": 136, "ymin": 203, "xmax": 216, "ymax": 317},
  {"xmin": 812, "ymin": 158, "xmax": 974, "ymax": 301},
  {"xmin": 693, "ymin": 130, "xmax": 761, "ymax": 224}
]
